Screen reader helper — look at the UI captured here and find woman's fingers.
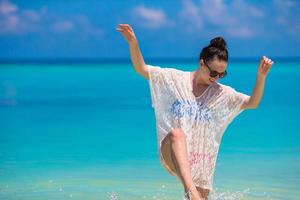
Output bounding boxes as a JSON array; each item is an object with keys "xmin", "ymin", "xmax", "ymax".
[
  {"xmin": 123, "ymin": 26, "xmax": 132, "ymax": 33},
  {"xmin": 261, "ymin": 56, "xmax": 274, "ymax": 66},
  {"xmin": 118, "ymin": 24, "xmax": 134, "ymax": 33},
  {"xmin": 116, "ymin": 24, "xmax": 137, "ymax": 43},
  {"xmin": 258, "ymin": 56, "xmax": 274, "ymax": 75},
  {"xmin": 117, "ymin": 24, "xmax": 132, "ymax": 30},
  {"xmin": 116, "ymin": 24, "xmax": 133, "ymax": 34}
]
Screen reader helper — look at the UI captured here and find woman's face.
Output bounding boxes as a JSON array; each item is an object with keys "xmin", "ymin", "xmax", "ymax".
[{"xmin": 199, "ymin": 58, "xmax": 227, "ymax": 85}]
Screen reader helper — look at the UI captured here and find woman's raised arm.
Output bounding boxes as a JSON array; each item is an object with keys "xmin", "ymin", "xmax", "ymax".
[
  {"xmin": 116, "ymin": 24, "xmax": 149, "ymax": 80},
  {"xmin": 241, "ymin": 56, "xmax": 274, "ymax": 109}
]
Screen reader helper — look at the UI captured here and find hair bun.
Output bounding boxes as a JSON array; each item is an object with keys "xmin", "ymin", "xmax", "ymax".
[{"xmin": 210, "ymin": 37, "xmax": 227, "ymax": 50}]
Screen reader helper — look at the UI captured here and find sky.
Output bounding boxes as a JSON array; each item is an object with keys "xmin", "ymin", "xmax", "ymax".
[{"xmin": 0, "ymin": 0, "xmax": 299, "ymax": 60}]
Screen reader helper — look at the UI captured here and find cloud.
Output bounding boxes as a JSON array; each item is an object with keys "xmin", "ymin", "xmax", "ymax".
[
  {"xmin": 178, "ymin": 0, "xmax": 203, "ymax": 32},
  {"xmin": 226, "ymin": 26, "xmax": 254, "ymax": 38},
  {"xmin": 132, "ymin": 5, "xmax": 171, "ymax": 29},
  {"xmin": 274, "ymin": 0, "xmax": 296, "ymax": 9},
  {"xmin": 130, "ymin": 0, "xmax": 261, "ymax": 38},
  {"xmin": 201, "ymin": 0, "xmax": 229, "ymax": 25},
  {"xmin": 0, "ymin": 0, "xmax": 17, "ymax": 15},
  {"xmin": 0, "ymin": 1, "xmax": 48, "ymax": 35},
  {"xmin": 75, "ymin": 14, "xmax": 103, "ymax": 37},
  {"xmin": 0, "ymin": 0, "xmax": 103, "ymax": 37},
  {"xmin": 51, "ymin": 21, "xmax": 74, "ymax": 33},
  {"xmin": 176, "ymin": 0, "xmax": 265, "ymax": 38},
  {"xmin": 248, "ymin": 6, "xmax": 264, "ymax": 19},
  {"xmin": 273, "ymin": 0, "xmax": 300, "ymax": 36}
]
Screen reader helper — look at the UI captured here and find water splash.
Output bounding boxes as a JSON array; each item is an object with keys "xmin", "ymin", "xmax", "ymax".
[
  {"xmin": 107, "ymin": 191, "xmax": 119, "ymax": 200},
  {"xmin": 107, "ymin": 185, "xmax": 270, "ymax": 200},
  {"xmin": 208, "ymin": 188, "xmax": 251, "ymax": 200}
]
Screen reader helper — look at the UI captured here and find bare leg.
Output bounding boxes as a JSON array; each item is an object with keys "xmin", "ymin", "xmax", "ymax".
[{"xmin": 168, "ymin": 128, "xmax": 201, "ymax": 200}]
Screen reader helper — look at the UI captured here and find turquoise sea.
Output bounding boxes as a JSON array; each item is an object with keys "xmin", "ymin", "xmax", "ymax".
[{"xmin": 0, "ymin": 60, "xmax": 299, "ymax": 200}]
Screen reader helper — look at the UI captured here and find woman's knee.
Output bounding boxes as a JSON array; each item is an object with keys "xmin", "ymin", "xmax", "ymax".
[{"xmin": 169, "ymin": 128, "xmax": 185, "ymax": 141}]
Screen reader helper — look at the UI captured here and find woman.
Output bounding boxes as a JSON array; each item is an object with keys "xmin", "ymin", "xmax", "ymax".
[{"xmin": 116, "ymin": 24, "xmax": 273, "ymax": 200}]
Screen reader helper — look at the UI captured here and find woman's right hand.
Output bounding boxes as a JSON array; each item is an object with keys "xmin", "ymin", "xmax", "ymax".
[{"xmin": 116, "ymin": 24, "xmax": 137, "ymax": 44}]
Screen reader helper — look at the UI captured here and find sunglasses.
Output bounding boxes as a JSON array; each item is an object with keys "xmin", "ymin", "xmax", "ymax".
[{"xmin": 203, "ymin": 60, "xmax": 227, "ymax": 78}]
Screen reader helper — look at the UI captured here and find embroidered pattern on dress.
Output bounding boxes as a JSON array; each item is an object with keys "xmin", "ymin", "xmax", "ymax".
[
  {"xmin": 189, "ymin": 152, "xmax": 214, "ymax": 166},
  {"xmin": 170, "ymin": 99, "xmax": 213, "ymax": 123}
]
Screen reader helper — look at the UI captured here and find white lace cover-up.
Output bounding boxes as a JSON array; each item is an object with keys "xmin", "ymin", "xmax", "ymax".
[{"xmin": 148, "ymin": 65, "xmax": 250, "ymax": 190}]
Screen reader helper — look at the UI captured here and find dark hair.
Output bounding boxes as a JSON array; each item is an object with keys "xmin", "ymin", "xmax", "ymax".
[{"xmin": 199, "ymin": 37, "xmax": 228, "ymax": 63}]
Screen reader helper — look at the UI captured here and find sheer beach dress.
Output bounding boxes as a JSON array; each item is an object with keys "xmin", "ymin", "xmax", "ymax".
[{"xmin": 148, "ymin": 65, "xmax": 249, "ymax": 190}]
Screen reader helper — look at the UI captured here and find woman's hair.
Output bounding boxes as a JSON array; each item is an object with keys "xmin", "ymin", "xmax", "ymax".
[{"xmin": 199, "ymin": 37, "xmax": 228, "ymax": 63}]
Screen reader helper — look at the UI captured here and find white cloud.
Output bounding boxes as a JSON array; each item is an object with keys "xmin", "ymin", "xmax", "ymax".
[
  {"xmin": 0, "ymin": 0, "xmax": 103, "ymax": 37},
  {"xmin": 201, "ymin": 0, "xmax": 229, "ymax": 25},
  {"xmin": 132, "ymin": 5, "xmax": 170, "ymax": 29},
  {"xmin": 0, "ymin": 1, "xmax": 46, "ymax": 35},
  {"xmin": 0, "ymin": 0, "xmax": 17, "ymax": 15},
  {"xmin": 178, "ymin": 0, "xmax": 203, "ymax": 32},
  {"xmin": 176, "ymin": 0, "xmax": 265, "ymax": 38}
]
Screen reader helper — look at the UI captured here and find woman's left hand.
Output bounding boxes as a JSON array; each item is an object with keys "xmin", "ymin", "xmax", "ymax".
[{"xmin": 257, "ymin": 56, "xmax": 274, "ymax": 78}]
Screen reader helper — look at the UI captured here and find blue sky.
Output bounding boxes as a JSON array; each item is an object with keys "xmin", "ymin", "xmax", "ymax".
[{"xmin": 0, "ymin": 0, "xmax": 299, "ymax": 59}]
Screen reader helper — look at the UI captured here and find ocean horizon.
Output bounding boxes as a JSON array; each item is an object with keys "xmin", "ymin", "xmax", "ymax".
[{"xmin": 0, "ymin": 56, "xmax": 300, "ymax": 65}]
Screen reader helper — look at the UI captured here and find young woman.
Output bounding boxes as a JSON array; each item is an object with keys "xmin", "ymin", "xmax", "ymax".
[{"xmin": 117, "ymin": 24, "xmax": 273, "ymax": 200}]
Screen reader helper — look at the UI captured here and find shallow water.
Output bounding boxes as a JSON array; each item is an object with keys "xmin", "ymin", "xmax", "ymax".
[{"xmin": 0, "ymin": 61, "xmax": 300, "ymax": 199}]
